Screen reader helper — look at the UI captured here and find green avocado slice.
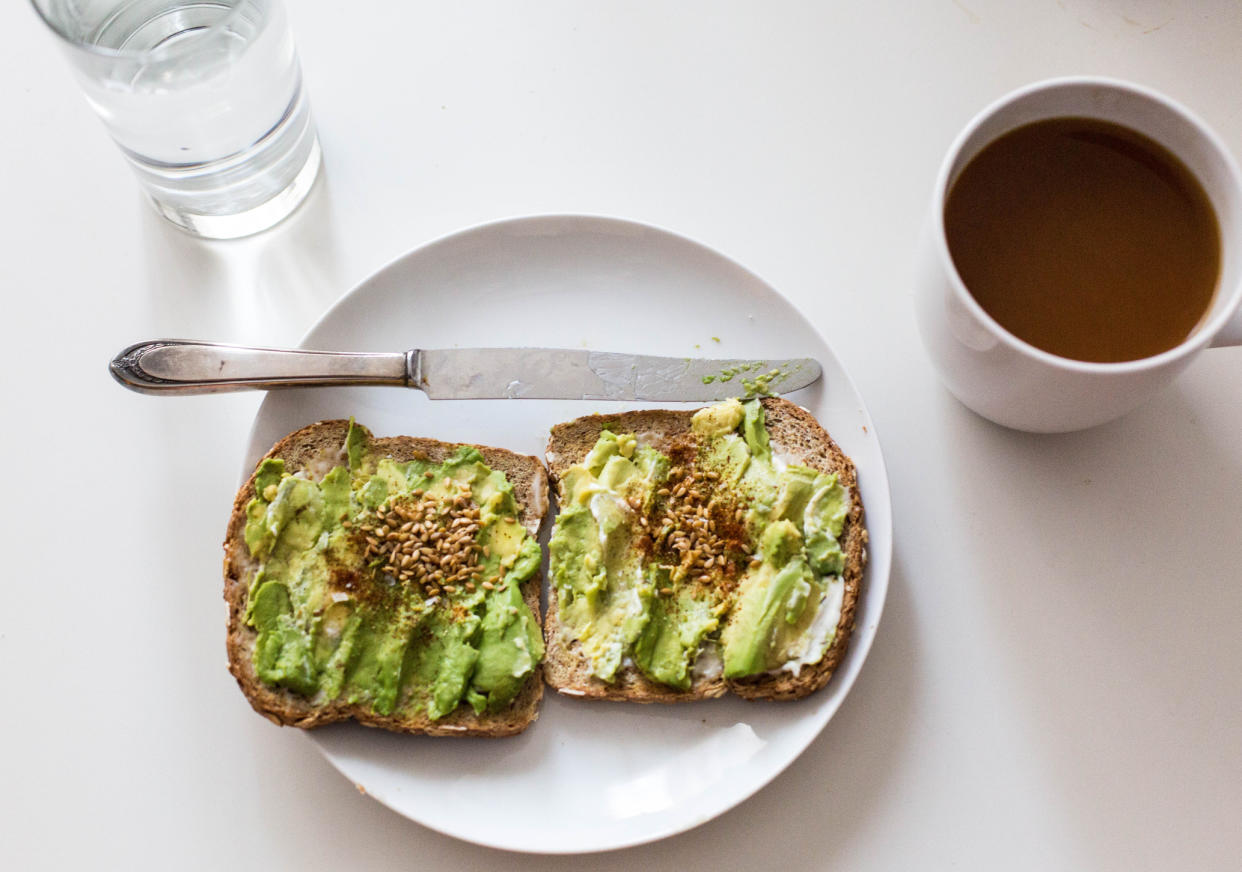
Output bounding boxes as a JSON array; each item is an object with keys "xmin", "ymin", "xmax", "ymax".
[
  {"xmin": 241, "ymin": 425, "xmax": 544, "ymax": 721},
  {"xmin": 548, "ymin": 398, "xmax": 851, "ymax": 688}
]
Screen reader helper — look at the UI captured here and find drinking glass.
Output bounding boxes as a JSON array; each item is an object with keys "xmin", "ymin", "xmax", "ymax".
[{"xmin": 31, "ymin": 0, "xmax": 322, "ymax": 239}]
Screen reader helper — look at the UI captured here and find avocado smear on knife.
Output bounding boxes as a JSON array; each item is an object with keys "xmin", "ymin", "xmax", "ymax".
[
  {"xmin": 242, "ymin": 421, "xmax": 544, "ymax": 720},
  {"xmin": 549, "ymin": 399, "xmax": 849, "ymax": 688}
]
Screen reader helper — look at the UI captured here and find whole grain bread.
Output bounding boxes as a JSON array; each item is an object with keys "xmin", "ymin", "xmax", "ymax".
[
  {"xmin": 223, "ymin": 419, "xmax": 549, "ymax": 736},
  {"xmin": 543, "ymin": 397, "xmax": 867, "ymax": 703}
]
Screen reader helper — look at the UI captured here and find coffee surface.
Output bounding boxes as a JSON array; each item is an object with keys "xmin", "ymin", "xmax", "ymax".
[{"xmin": 944, "ymin": 117, "xmax": 1220, "ymax": 363}]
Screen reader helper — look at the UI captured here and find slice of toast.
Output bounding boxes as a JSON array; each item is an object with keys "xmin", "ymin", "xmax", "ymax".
[
  {"xmin": 223, "ymin": 420, "xmax": 549, "ymax": 736},
  {"xmin": 543, "ymin": 397, "xmax": 867, "ymax": 702}
]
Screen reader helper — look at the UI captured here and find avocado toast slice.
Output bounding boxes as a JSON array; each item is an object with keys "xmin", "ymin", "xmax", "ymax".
[
  {"xmin": 223, "ymin": 420, "xmax": 548, "ymax": 736},
  {"xmin": 543, "ymin": 397, "xmax": 867, "ymax": 702}
]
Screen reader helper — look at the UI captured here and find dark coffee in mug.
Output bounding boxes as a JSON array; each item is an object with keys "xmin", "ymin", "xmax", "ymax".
[{"xmin": 944, "ymin": 117, "xmax": 1221, "ymax": 363}]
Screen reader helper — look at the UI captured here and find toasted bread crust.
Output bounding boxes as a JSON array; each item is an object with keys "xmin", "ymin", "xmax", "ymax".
[
  {"xmin": 223, "ymin": 420, "xmax": 548, "ymax": 737},
  {"xmin": 543, "ymin": 397, "xmax": 867, "ymax": 703}
]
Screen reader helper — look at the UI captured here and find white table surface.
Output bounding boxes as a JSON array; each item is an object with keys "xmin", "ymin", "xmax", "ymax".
[{"xmin": 4, "ymin": 1, "xmax": 1241, "ymax": 868}]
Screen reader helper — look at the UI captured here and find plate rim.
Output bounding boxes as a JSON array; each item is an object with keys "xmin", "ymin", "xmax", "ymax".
[{"xmin": 245, "ymin": 212, "xmax": 894, "ymax": 853}]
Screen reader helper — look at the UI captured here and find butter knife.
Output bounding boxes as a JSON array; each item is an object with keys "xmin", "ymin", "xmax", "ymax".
[{"xmin": 110, "ymin": 340, "xmax": 821, "ymax": 401}]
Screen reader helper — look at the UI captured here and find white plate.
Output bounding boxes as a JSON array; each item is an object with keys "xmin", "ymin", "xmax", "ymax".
[{"xmin": 245, "ymin": 215, "xmax": 893, "ymax": 853}]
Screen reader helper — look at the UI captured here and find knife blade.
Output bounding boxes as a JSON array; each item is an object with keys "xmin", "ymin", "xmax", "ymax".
[
  {"xmin": 413, "ymin": 348, "xmax": 819, "ymax": 400},
  {"xmin": 110, "ymin": 340, "xmax": 822, "ymax": 400}
]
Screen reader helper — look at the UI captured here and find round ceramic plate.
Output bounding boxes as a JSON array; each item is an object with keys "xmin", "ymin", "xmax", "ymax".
[{"xmin": 245, "ymin": 215, "xmax": 892, "ymax": 853}]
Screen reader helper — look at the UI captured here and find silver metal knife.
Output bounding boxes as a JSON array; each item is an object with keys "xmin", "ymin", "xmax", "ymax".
[{"xmin": 110, "ymin": 340, "xmax": 821, "ymax": 401}]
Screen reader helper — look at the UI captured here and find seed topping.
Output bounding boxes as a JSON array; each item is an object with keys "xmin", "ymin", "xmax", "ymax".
[
  {"xmin": 645, "ymin": 435, "xmax": 751, "ymax": 591},
  {"xmin": 353, "ymin": 482, "xmax": 487, "ymax": 599}
]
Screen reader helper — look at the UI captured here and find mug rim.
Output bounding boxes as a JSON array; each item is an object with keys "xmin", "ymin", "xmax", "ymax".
[{"xmin": 931, "ymin": 74, "xmax": 1242, "ymax": 374}]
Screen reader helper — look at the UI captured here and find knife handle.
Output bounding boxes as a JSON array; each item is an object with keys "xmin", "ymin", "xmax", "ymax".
[{"xmin": 109, "ymin": 340, "xmax": 410, "ymax": 395}]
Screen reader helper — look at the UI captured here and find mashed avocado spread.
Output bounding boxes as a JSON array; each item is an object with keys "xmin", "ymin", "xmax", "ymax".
[
  {"xmin": 549, "ymin": 399, "xmax": 848, "ymax": 688},
  {"xmin": 242, "ymin": 421, "xmax": 544, "ymax": 720}
]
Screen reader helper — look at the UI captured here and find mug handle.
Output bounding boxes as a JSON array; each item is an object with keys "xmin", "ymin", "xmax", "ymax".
[{"xmin": 1210, "ymin": 307, "xmax": 1242, "ymax": 347}]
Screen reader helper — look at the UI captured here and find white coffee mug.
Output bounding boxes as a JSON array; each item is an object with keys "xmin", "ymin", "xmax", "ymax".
[{"xmin": 915, "ymin": 76, "xmax": 1242, "ymax": 433}]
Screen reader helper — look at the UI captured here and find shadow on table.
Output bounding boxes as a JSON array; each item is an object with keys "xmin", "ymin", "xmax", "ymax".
[
  {"xmin": 940, "ymin": 382, "xmax": 1242, "ymax": 868},
  {"xmin": 138, "ymin": 166, "xmax": 347, "ymax": 346}
]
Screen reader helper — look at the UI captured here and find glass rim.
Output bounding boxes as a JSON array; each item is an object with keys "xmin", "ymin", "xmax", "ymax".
[{"xmin": 29, "ymin": 0, "xmax": 267, "ymax": 61}]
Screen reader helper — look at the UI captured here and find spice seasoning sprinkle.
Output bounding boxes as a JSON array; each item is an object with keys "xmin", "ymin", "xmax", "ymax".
[{"xmin": 647, "ymin": 444, "xmax": 750, "ymax": 588}]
